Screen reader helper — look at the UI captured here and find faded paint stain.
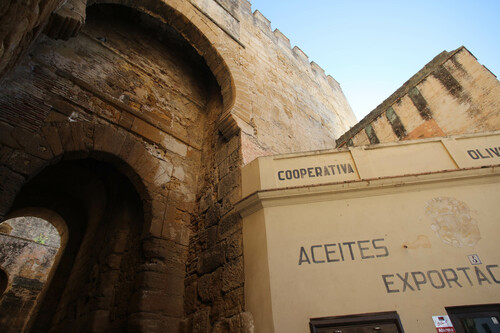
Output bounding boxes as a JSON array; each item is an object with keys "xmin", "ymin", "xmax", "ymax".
[
  {"xmin": 425, "ymin": 197, "xmax": 481, "ymax": 248},
  {"xmin": 403, "ymin": 235, "xmax": 431, "ymax": 249}
]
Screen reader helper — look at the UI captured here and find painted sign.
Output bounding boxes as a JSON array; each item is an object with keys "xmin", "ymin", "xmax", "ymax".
[{"xmin": 273, "ymin": 151, "xmax": 359, "ymax": 187}]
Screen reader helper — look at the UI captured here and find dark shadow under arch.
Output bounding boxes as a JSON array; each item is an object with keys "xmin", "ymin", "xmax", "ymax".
[
  {"xmin": 91, "ymin": 0, "xmax": 239, "ymax": 138},
  {"xmin": 9, "ymin": 157, "xmax": 145, "ymax": 332},
  {"xmin": 0, "ymin": 268, "xmax": 8, "ymax": 298}
]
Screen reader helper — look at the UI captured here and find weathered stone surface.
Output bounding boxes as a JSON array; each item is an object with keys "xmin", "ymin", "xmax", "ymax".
[
  {"xmin": 191, "ymin": 307, "xmax": 211, "ymax": 333},
  {"xmin": 44, "ymin": 0, "xmax": 86, "ymax": 40},
  {"xmin": 225, "ymin": 232, "xmax": 243, "ymax": 261},
  {"xmin": 128, "ymin": 312, "xmax": 181, "ymax": 332},
  {"xmin": 337, "ymin": 47, "xmax": 500, "ymax": 148},
  {"xmin": 197, "ymin": 268, "xmax": 222, "ymax": 303},
  {"xmin": 218, "ymin": 212, "xmax": 241, "ymax": 240},
  {"xmin": 129, "ymin": 290, "xmax": 184, "ymax": 317},
  {"xmin": 197, "ymin": 243, "xmax": 225, "ymax": 275},
  {"xmin": 221, "ymin": 259, "xmax": 244, "ymax": 293},
  {"xmin": 0, "ymin": 0, "xmax": 65, "ymax": 77},
  {"xmin": 0, "ymin": 167, "xmax": 25, "ymax": 217}
]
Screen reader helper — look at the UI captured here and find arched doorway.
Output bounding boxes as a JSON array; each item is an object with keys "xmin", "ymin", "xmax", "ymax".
[
  {"xmin": 0, "ymin": 1, "xmax": 238, "ymax": 331},
  {"xmin": 2, "ymin": 158, "xmax": 145, "ymax": 332}
]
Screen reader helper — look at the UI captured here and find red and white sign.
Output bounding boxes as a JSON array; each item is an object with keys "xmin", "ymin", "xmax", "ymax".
[{"xmin": 432, "ymin": 315, "xmax": 456, "ymax": 333}]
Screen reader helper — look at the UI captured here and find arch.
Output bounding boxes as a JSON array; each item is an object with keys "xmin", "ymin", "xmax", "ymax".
[
  {"xmin": 91, "ymin": 0, "xmax": 239, "ymax": 138},
  {"xmin": 6, "ymin": 207, "xmax": 69, "ymax": 249},
  {"xmin": 6, "ymin": 158, "xmax": 146, "ymax": 332}
]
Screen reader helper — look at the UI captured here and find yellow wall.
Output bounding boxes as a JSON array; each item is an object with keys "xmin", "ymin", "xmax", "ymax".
[{"xmin": 239, "ymin": 131, "xmax": 500, "ymax": 332}]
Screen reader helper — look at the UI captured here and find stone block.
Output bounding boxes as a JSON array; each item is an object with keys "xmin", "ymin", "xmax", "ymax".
[
  {"xmin": 191, "ymin": 307, "xmax": 211, "ymax": 333},
  {"xmin": 162, "ymin": 133, "xmax": 188, "ymax": 157},
  {"xmin": 218, "ymin": 212, "xmax": 241, "ymax": 240},
  {"xmin": 217, "ymin": 170, "xmax": 239, "ymax": 201},
  {"xmin": 127, "ymin": 312, "xmax": 181, "ymax": 332},
  {"xmin": 220, "ymin": 186, "xmax": 241, "ymax": 216},
  {"xmin": 41, "ymin": 126, "xmax": 63, "ymax": 156},
  {"xmin": 197, "ymin": 268, "xmax": 222, "ymax": 302},
  {"xmin": 198, "ymin": 192, "xmax": 213, "ymax": 214},
  {"xmin": 212, "ymin": 319, "xmax": 231, "ymax": 333},
  {"xmin": 149, "ymin": 158, "xmax": 173, "ymax": 187},
  {"xmin": 215, "ymin": 145, "xmax": 228, "ymax": 166},
  {"xmin": 139, "ymin": 270, "xmax": 184, "ymax": 297},
  {"xmin": 0, "ymin": 121, "xmax": 20, "ymax": 148},
  {"xmin": 88, "ymin": 310, "xmax": 110, "ymax": 331},
  {"xmin": 118, "ymin": 111, "xmax": 134, "ymax": 129},
  {"xmin": 184, "ymin": 281, "xmax": 199, "ymax": 315},
  {"xmin": 223, "ymin": 287, "xmax": 244, "ymax": 317},
  {"xmin": 131, "ymin": 117, "xmax": 163, "ymax": 145},
  {"xmin": 0, "ymin": 145, "xmax": 13, "ymax": 164},
  {"xmin": 57, "ymin": 124, "xmax": 75, "ymax": 152},
  {"xmin": 197, "ymin": 243, "xmax": 225, "ymax": 275},
  {"xmin": 69, "ymin": 122, "xmax": 94, "ymax": 152},
  {"xmin": 225, "ymin": 232, "xmax": 243, "ymax": 260},
  {"xmin": 94, "ymin": 124, "xmax": 126, "ymax": 156},
  {"xmin": 141, "ymin": 236, "xmax": 188, "ymax": 269},
  {"xmin": 148, "ymin": 217, "xmax": 164, "ymax": 238},
  {"xmin": 239, "ymin": 312, "xmax": 255, "ymax": 333},
  {"xmin": 6, "ymin": 150, "xmax": 45, "ymax": 176},
  {"xmin": 161, "ymin": 217, "xmax": 190, "ymax": 247},
  {"xmin": 198, "ymin": 226, "xmax": 218, "ymax": 251},
  {"xmin": 227, "ymin": 133, "xmax": 240, "ymax": 155},
  {"xmin": 204, "ymin": 205, "xmax": 220, "ymax": 228},
  {"xmin": 129, "ymin": 290, "xmax": 183, "ymax": 317},
  {"xmin": 221, "ymin": 259, "xmax": 244, "ymax": 293}
]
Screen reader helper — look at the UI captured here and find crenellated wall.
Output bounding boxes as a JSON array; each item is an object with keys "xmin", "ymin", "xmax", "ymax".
[{"xmin": 234, "ymin": 2, "xmax": 357, "ymax": 163}]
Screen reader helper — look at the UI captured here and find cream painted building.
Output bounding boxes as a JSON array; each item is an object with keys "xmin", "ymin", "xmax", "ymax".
[{"xmin": 237, "ymin": 132, "xmax": 500, "ymax": 333}]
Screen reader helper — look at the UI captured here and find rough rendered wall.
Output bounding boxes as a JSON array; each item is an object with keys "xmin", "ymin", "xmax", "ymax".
[{"xmin": 336, "ymin": 47, "xmax": 500, "ymax": 147}]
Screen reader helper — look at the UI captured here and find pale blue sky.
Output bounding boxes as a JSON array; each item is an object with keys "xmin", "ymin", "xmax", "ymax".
[{"xmin": 249, "ymin": 0, "xmax": 500, "ymax": 121}]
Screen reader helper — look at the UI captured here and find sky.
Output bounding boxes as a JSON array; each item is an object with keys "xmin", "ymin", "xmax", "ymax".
[{"xmin": 248, "ymin": 0, "xmax": 500, "ymax": 121}]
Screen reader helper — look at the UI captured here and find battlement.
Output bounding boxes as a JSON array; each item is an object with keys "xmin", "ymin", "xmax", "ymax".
[
  {"xmin": 247, "ymin": 3, "xmax": 338, "ymax": 91},
  {"xmin": 194, "ymin": 0, "xmax": 341, "ymax": 92}
]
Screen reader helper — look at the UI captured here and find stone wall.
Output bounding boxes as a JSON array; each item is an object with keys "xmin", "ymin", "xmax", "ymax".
[
  {"xmin": 0, "ymin": 233, "xmax": 58, "ymax": 330},
  {"xmin": 0, "ymin": 1, "xmax": 360, "ymax": 332},
  {"xmin": 336, "ymin": 47, "xmax": 500, "ymax": 147},
  {"xmin": 0, "ymin": 5, "xmax": 221, "ymax": 331}
]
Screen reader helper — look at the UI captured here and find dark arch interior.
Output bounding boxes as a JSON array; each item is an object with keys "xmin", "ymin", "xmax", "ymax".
[
  {"xmin": 0, "ymin": 269, "xmax": 7, "ymax": 297},
  {"xmin": 11, "ymin": 158, "xmax": 144, "ymax": 332}
]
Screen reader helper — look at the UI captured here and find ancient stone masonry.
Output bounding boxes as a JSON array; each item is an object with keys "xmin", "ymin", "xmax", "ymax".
[
  {"xmin": 336, "ymin": 47, "xmax": 500, "ymax": 147},
  {"xmin": 0, "ymin": 1, "xmax": 358, "ymax": 332}
]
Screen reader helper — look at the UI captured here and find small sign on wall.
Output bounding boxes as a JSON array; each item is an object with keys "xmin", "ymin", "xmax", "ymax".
[
  {"xmin": 468, "ymin": 254, "xmax": 482, "ymax": 265},
  {"xmin": 432, "ymin": 315, "xmax": 456, "ymax": 333}
]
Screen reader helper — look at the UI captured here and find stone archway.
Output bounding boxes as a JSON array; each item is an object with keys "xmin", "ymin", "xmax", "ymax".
[
  {"xmin": 5, "ymin": 157, "xmax": 147, "ymax": 332},
  {"xmin": 0, "ymin": 3, "xmax": 246, "ymax": 331}
]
